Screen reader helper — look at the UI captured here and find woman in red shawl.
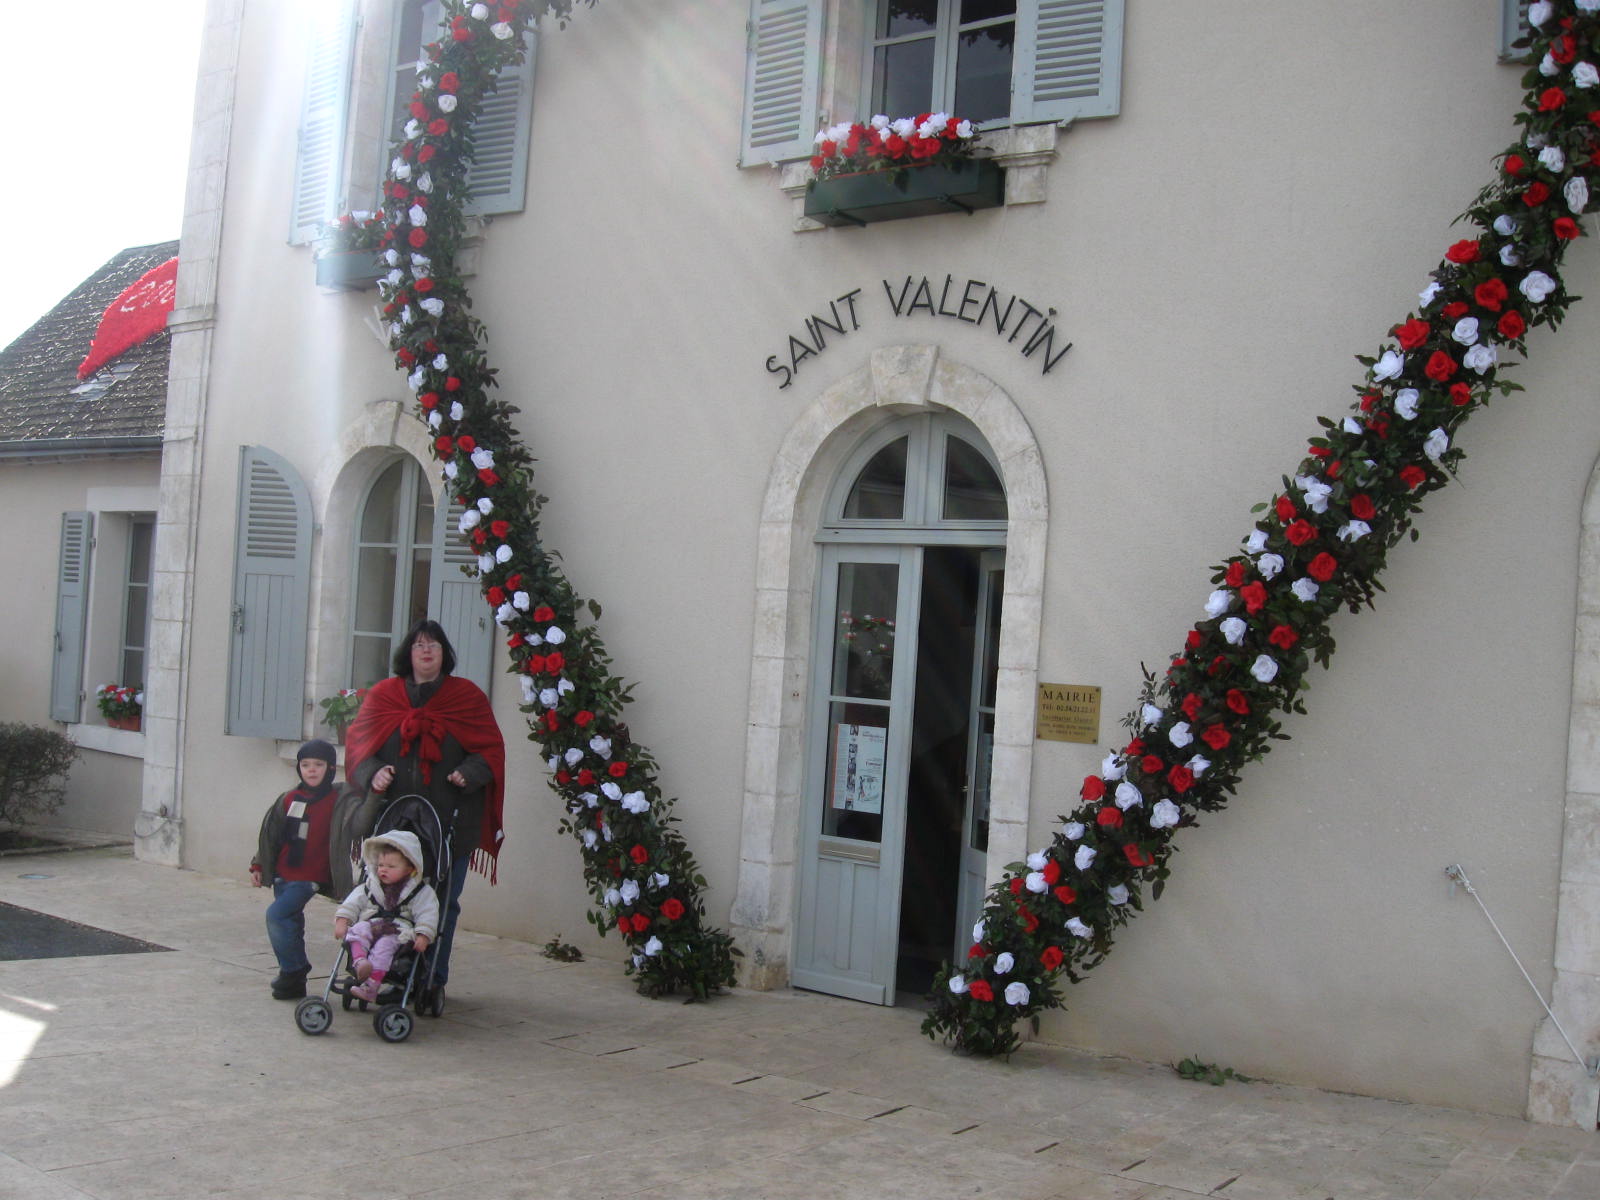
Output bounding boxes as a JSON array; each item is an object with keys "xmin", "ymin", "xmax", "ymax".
[{"xmin": 344, "ymin": 619, "xmax": 505, "ymax": 1001}]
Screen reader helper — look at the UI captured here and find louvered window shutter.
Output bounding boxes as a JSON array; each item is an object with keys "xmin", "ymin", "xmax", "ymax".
[
  {"xmin": 227, "ymin": 447, "xmax": 313, "ymax": 738},
  {"xmin": 464, "ymin": 35, "xmax": 538, "ymax": 216},
  {"xmin": 1011, "ymin": 0, "xmax": 1124, "ymax": 126},
  {"xmin": 50, "ymin": 512, "xmax": 94, "ymax": 723},
  {"xmin": 429, "ymin": 495, "xmax": 494, "ymax": 693},
  {"xmin": 739, "ymin": 0, "xmax": 824, "ymax": 166},
  {"xmin": 1501, "ymin": 1, "xmax": 1531, "ymax": 61},
  {"xmin": 289, "ymin": 0, "xmax": 357, "ymax": 244}
]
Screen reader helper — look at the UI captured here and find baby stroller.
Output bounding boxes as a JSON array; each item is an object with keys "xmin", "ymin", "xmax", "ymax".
[{"xmin": 294, "ymin": 793, "xmax": 453, "ymax": 1043}]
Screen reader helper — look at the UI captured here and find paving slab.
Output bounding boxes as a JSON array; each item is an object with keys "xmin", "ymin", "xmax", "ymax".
[{"xmin": 0, "ymin": 847, "xmax": 1594, "ymax": 1199}]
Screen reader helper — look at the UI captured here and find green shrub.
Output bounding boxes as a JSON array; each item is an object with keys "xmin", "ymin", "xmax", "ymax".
[{"xmin": 0, "ymin": 723, "xmax": 78, "ymax": 828}]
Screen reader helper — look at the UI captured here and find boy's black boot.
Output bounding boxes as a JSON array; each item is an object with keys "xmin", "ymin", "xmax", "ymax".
[{"xmin": 270, "ymin": 967, "xmax": 309, "ymax": 999}]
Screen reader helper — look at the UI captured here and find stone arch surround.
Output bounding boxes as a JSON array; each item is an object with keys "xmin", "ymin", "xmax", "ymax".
[{"xmin": 729, "ymin": 345, "xmax": 1048, "ymax": 990}]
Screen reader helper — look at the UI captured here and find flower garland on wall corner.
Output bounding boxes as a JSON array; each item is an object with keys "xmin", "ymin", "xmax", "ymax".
[
  {"xmin": 923, "ymin": 1, "xmax": 1600, "ymax": 1056},
  {"xmin": 371, "ymin": 0, "xmax": 737, "ymax": 1000}
]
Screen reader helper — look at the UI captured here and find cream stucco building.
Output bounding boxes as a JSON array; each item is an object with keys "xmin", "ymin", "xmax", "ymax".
[{"xmin": 33, "ymin": 0, "xmax": 1600, "ymax": 1126}]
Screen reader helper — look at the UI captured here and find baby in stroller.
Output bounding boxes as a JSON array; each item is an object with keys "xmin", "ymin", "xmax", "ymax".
[{"xmin": 333, "ymin": 830, "xmax": 439, "ymax": 1003}]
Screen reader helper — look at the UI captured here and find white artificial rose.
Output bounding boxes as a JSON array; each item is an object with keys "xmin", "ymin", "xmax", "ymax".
[
  {"xmin": 477, "ymin": 498, "xmax": 494, "ymax": 514},
  {"xmin": 1115, "ymin": 781, "xmax": 1143, "ymax": 810},
  {"xmin": 1250, "ymin": 655, "xmax": 1280, "ymax": 683},
  {"xmin": 994, "ymin": 952, "xmax": 1014, "ymax": 975},
  {"xmin": 450, "ymin": 401, "xmax": 464, "ymax": 421},
  {"xmin": 494, "ymin": 602, "xmax": 515, "ymax": 626},
  {"xmin": 632, "ymin": 953, "xmax": 645, "ymax": 969},
  {"xmin": 1004, "ymin": 981, "xmax": 1031, "ymax": 1006},
  {"xmin": 494, "ymin": 544, "xmax": 513, "ymax": 564},
  {"xmin": 1529, "ymin": 0, "xmax": 1553, "ymax": 23},
  {"xmin": 1342, "ymin": 416, "xmax": 1364, "ymax": 435},
  {"xmin": 445, "ymin": 461, "xmax": 460, "ymax": 481},
  {"xmin": 651, "ymin": 873, "xmax": 670, "ymax": 889},
  {"xmin": 519, "ymin": 677, "xmax": 537, "ymax": 705},
  {"xmin": 1291, "ymin": 577, "xmax": 1320, "ymax": 602},
  {"xmin": 384, "ymin": 248, "xmax": 400, "ymax": 266},
  {"xmin": 1101, "ymin": 753, "xmax": 1126, "ymax": 781},
  {"xmin": 411, "ymin": 253, "xmax": 432, "ymax": 273},
  {"xmin": 1464, "ymin": 344, "xmax": 1497, "ymax": 374},
  {"xmin": 471, "ymin": 2, "xmax": 489, "ymax": 16},
  {"xmin": 590, "ymin": 735, "xmax": 612, "ymax": 758},
  {"xmin": 1539, "ymin": 145, "xmax": 1565, "ymax": 172},
  {"xmin": 580, "ymin": 829, "xmax": 598, "ymax": 849},
  {"xmin": 603, "ymin": 888, "xmax": 621, "ymax": 908},
  {"xmin": 1074, "ymin": 845, "xmax": 1097, "ymax": 871},
  {"xmin": 1168, "ymin": 721, "xmax": 1193, "ymax": 748},
  {"xmin": 1245, "ymin": 529, "xmax": 1268, "ymax": 554},
  {"xmin": 1541, "ymin": 53, "xmax": 1561, "ymax": 77},
  {"xmin": 622, "ymin": 791, "xmax": 649, "ymax": 814},
  {"xmin": 1424, "ymin": 427, "xmax": 1450, "ymax": 462},
  {"xmin": 619, "ymin": 879, "xmax": 640, "ymax": 905},
  {"xmin": 404, "ymin": 118, "xmax": 420, "ymax": 140},
  {"xmin": 539, "ymin": 688, "xmax": 558, "ymax": 708},
  {"xmin": 471, "ymin": 447, "xmax": 496, "ymax": 470},
  {"xmin": 1107, "ymin": 885, "xmax": 1130, "ymax": 906},
  {"xmin": 1150, "ymin": 798, "xmax": 1181, "ymax": 829},
  {"xmin": 1024, "ymin": 871, "xmax": 1048, "ymax": 894},
  {"xmin": 400, "ymin": 305, "xmax": 415, "ymax": 327},
  {"xmin": 1186, "ymin": 754, "xmax": 1211, "ymax": 777},
  {"xmin": 1220, "ymin": 617, "xmax": 1247, "ymax": 646},
  {"xmin": 564, "ymin": 747, "xmax": 584, "ymax": 766},
  {"xmin": 492, "ymin": 21, "xmax": 513, "ymax": 38},
  {"xmin": 433, "ymin": 353, "xmax": 448, "ymax": 370},
  {"xmin": 891, "ymin": 117, "xmax": 916, "ymax": 137},
  {"xmin": 1451, "ymin": 317, "xmax": 1479, "ymax": 346},
  {"xmin": 437, "ymin": 94, "xmax": 458, "ymax": 113},
  {"xmin": 972, "ymin": 919, "xmax": 986, "ymax": 944},
  {"xmin": 1298, "ymin": 476, "xmax": 1332, "ymax": 513},
  {"xmin": 956, "ymin": 119, "xmax": 975, "ymax": 138},
  {"xmin": 1521, "ymin": 271, "xmax": 1557, "ymax": 303},
  {"xmin": 1394, "ymin": 388, "xmax": 1420, "ymax": 420},
  {"xmin": 644, "ymin": 936, "xmax": 663, "ymax": 956},
  {"xmin": 1066, "ymin": 917, "xmax": 1093, "ymax": 939},
  {"xmin": 1337, "ymin": 520, "xmax": 1371, "ymax": 543},
  {"xmin": 601, "ymin": 781, "xmax": 622, "ymax": 801},
  {"xmin": 1493, "ymin": 214, "xmax": 1519, "ymax": 237},
  {"xmin": 1257, "ymin": 553, "xmax": 1284, "ymax": 580},
  {"xmin": 458, "ymin": 508, "xmax": 481, "ymax": 533},
  {"xmin": 420, "ymin": 298, "xmax": 444, "ymax": 318},
  {"xmin": 948, "ymin": 973, "xmax": 969, "ymax": 995},
  {"xmin": 1581, "ymin": 0, "xmax": 1600, "ymax": 14},
  {"xmin": 558, "ymin": 678, "xmax": 575, "ymax": 696},
  {"xmin": 1204, "ymin": 589, "xmax": 1233, "ymax": 618},
  {"xmin": 545, "ymin": 626, "xmax": 567, "ymax": 645},
  {"xmin": 408, "ymin": 204, "xmax": 427, "ymax": 227},
  {"xmin": 579, "ymin": 791, "xmax": 596, "ymax": 808},
  {"xmin": 1063, "ymin": 821, "xmax": 1086, "ymax": 841},
  {"xmin": 1141, "ymin": 702, "xmax": 1165, "ymax": 726},
  {"xmin": 1026, "ymin": 851, "xmax": 1048, "ymax": 871},
  {"xmin": 1574, "ymin": 62, "xmax": 1600, "ymax": 89},
  {"xmin": 1566, "ymin": 176, "xmax": 1590, "ymax": 213},
  {"xmin": 1372, "ymin": 349, "xmax": 1404, "ymax": 381},
  {"xmin": 392, "ymin": 158, "xmax": 411, "ymax": 180},
  {"xmin": 1419, "ymin": 281, "xmax": 1442, "ymax": 306},
  {"xmin": 1500, "ymin": 245, "xmax": 1522, "ymax": 268},
  {"xmin": 417, "ymin": 173, "xmax": 433, "ymax": 194},
  {"xmin": 475, "ymin": 553, "xmax": 493, "ymax": 575}
]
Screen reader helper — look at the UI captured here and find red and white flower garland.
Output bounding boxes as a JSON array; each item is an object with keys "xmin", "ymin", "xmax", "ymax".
[
  {"xmin": 372, "ymin": 0, "xmax": 736, "ymax": 999},
  {"xmin": 925, "ymin": 0, "xmax": 1600, "ymax": 1055}
]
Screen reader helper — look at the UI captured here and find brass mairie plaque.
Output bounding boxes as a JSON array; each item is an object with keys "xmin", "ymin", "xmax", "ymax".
[{"xmin": 1036, "ymin": 683, "xmax": 1101, "ymax": 744}]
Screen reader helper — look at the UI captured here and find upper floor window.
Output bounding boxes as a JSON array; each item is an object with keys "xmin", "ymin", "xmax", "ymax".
[{"xmin": 869, "ymin": 1, "xmax": 1016, "ymax": 126}]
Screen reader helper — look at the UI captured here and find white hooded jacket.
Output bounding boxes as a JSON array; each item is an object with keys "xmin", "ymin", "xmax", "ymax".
[{"xmin": 335, "ymin": 829, "xmax": 440, "ymax": 943}]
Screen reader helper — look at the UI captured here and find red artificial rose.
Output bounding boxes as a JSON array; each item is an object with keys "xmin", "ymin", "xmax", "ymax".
[
  {"xmin": 1042, "ymin": 859, "xmax": 1060, "ymax": 884},
  {"xmin": 491, "ymin": 519, "xmax": 511, "ymax": 538},
  {"xmin": 534, "ymin": 605, "xmax": 556, "ymax": 622},
  {"xmin": 1141, "ymin": 754, "xmax": 1164, "ymax": 775},
  {"xmin": 479, "ymin": 469, "xmax": 500, "ymax": 486},
  {"xmin": 1504, "ymin": 154, "xmax": 1526, "ymax": 175},
  {"xmin": 1449, "ymin": 382, "xmax": 1473, "ymax": 407},
  {"xmin": 1225, "ymin": 688, "xmax": 1250, "ymax": 715},
  {"xmin": 1441, "ymin": 301, "xmax": 1469, "ymax": 320},
  {"xmin": 1474, "ymin": 278, "xmax": 1508, "ymax": 312},
  {"xmin": 445, "ymin": 376, "xmax": 463, "ymax": 392},
  {"xmin": 629, "ymin": 844, "xmax": 649, "ymax": 865},
  {"xmin": 1081, "ymin": 775, "xmax": 1105, "ymax": 801},
  {"xmin": 435, "ymin": 435, "xmax": 455, "ymax": 456},
  {"xmin": 1393, "ymin": 318, "xmax": 1430, "ymax": 350},
  {"xmin": 543, "ymin": 711, "xmax": 560, "ymax": 732},
  {"xmin": 1424, "ymin": 350, "xmax": 1459, "ymax": 382},
  {"xmin": 631, "ymin": 913, "xmax": 651, "ymax": 933},
  {"xmin": 506, "ymin": 573, "xmax": 522, "ymax": 590},
  {"xmin": 1125, "ymin": 738, "xmax": 1144, "ymax": 755},
  {"xmin": 608, "ymin": 761, "xmax": 628, "ymax": 778},
  {"xmin": 428, "ymin": 117, "xmax": 449, "ymax": 135},
  {"xmin": 1123, "ymin": 844, "xmax": 1153, "ymax": 868},
  {"xmin": 526, "ymin": 654, "xmax": 547, "ymax": 674},
  {"xmin": 439, "ymin": 71, "xmax": 459, "ymax": 92},
  {"xmin": 575, "ymin": 710, "xmax": 595, "ymax": 727},
  {"xmin": 1041, "ymin": 945, "xmax": 1064, "ymax": 970},
  {"xmin": 545, "ymin": 651, "xmax": 565, "ymax": 673},
  {"xmin": 470, "ymin": 528, "xmax": 486, "ymax": 548},
  {"xmin": 1539, "ymin": 87, "xmax": 1567, "ymax": 112},
  {"xmin": 661, "ymin": 898, "xmax": 685, "ymax": 922},
  {"xmin": 410, "ymin": 99, "xmax": 428, "ymax": 120},
  {"xmin": 408, "ymin": 227, "xmax": 428, "ymax": 248},
  {"xmin": 1307, "ymin": 552, "xmax": 1338, "ymax": 582},
  {"xmin": 1552, "ymin": 33, "xmax": 1577, "ymax": 64},
  {"xmin": 1327, "ymin": 459, "xmax": 1343, "ymax": 479},
  {"xmin": 555, "ymin": 769, "xmax": 570, "ymax": 785},
  {"xmin": 1208, "ymin": 654, "xmax": 1230, "ymax": 677},
  {"xmin": 1400, "ymin": 464, "xmax": 1427, "ymax": 490},
  {"xmin": 1201, "ymin": 723, "xmax": 1232, "ymax": 750},
  {"xmin": 1350, "ymin": 494, "xmax": 1376, "ymax": 521},
  {"xmin": 1524, "ymin": 182, "xmax": 1551, "ymax": 207},
  {"xmin": 1275, "ymin": 494, "xmax": 1297, "ymax": 522},
  {"xmin": 419, "ymin": 391, "xmax": 439, "ymax": 410},
  {"xmin": 1097, "ymin": 806, "xmax": 1123, "ymax": 829},
  {"xmin": 1009, "ymin": 876, "xmax": 1025, "ymax": 895},
  {"xmin": 1053, "ymin": 884, "xmax": 1077, "ymax": 905},
  {"xmin": 1555, "ymin": 217, "xmax": 1581, "ymax": 241},
  {"xmin": 1445, "ymin": 239, "xmax": 1480, "ymax": 264},
  {"xmin": 1240, "ymin": 581, "xmax": 1268, "ymax": 613},
  {"xmin": 968, "ymin": 942, "xmax": 986, "ymax": 959},
  {"xmin": 1167, "ymin": 764, "xmax": 1195, "ymax": 794},
  {"xmin": 1285, "ymin": 519, "xmax": 1317, "ymax": 546},
  {"xmin": 487, "ymin": 586, "xmax": 506, "ymax": 606},
  {"xmin": 968, "ymin": 979, "xmax": 994, "ymax": 1002},
  {"xmin": 1224, "ymin": 560, "xmax": 1245, "ymax": 587},
  {"xmin": 1497, "ymin": 310, "xmax": 1527, "ymax": 339},
  {"xmin": 507, "ymin": 632, "xmax": 524, "ymax": 649},
  {"xmin": 1186, "ymin": 628, "xmax": 1203, "ymax": 650},
  {"xmin": 576, "ymin": 769, "xmax": 595, "ymax": 786},
  {"xmin": 1019, "ymin": 905, "xmax": 1039, "ymax": 934},
  {"xmin": 454, "ymin": 434, "xmax": 475, "ymax": 453},
  {"xmin": 1267, "ymin": 625, "xmax": 1298, "ymax": 650},
  {"xmin": 1180, "ymin": 692, "xmax": 1202, "ymax": 719},
  {"xmin": 417, "ymin": 143, "xmax": 436, "ymax": 164}
]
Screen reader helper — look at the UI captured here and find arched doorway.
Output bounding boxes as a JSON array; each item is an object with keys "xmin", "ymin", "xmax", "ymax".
[{"xmin": 792, "ymin": 412, "xmax": 1008, "ymax": 1004}]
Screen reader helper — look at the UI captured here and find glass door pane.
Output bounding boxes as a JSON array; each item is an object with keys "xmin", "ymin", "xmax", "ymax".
[{"xmin": 821, "ymin": 561, "xmax": 900, "ymax": 843}]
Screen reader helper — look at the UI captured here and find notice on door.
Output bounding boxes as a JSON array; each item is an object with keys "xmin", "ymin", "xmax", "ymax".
[
  {"xmin": 830, "ymin": 723, "xmax": 887, "ymax": 814},
  {"xmin": 1036, "ymin": 683, "xmax": 1101, "ymax": 744}
]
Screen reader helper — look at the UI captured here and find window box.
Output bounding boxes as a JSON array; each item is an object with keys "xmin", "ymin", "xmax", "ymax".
[
  {"xmin": 315, "ymin": 249, "xmax": 383, "ymax": 291},
  {"xmin": 106, "ymin": 715, "xmax": 142, "ymax": 732},
  {"xmin": 804, "ymin": 159, "xmax": 1004, "ymax": 228}
]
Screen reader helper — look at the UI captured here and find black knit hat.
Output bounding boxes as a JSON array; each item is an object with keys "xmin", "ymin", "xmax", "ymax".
[{"xmin": 296, "ymin": 739, "xmax": 338, "ymax": 773}]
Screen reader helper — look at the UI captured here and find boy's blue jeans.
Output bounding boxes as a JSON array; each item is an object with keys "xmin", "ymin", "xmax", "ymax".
[{"xmin": 265, "ymin": 880, "xmax": 318, "ymax": 975}]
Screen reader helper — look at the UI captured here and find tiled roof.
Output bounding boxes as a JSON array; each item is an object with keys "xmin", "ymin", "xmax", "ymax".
[{"xmin": 0, "ymin": 240, "xmax": 179, "ymax": 448}]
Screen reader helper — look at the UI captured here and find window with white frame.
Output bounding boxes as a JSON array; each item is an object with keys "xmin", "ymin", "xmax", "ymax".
[
  {"xmin": 868, "ymin": 1, "xmax": 1017, "ymax": 126},
  {"xmin": 119, "ymin": 516, "xmax": 154, "ymax": 691}
]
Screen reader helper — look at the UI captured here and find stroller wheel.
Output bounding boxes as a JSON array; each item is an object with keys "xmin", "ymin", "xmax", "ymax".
[
  {"xmin": 374, "ymin": 1003, "xmax": 414, "ymax": 1043},
  {"xmin": 416, "ymin": 984, "xmax": 445, "ymax": 1018},
  {"xmin": 294, "ymin": 997, "xmax": 332, "ymax": 1036}
]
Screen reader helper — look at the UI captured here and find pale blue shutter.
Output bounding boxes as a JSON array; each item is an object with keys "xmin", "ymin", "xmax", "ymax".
[
  {"xmin": 1501, "ymin": 1, "xmax": 1531, "ymax": 61},
  {"xmin": 50, "ymin": 512, "xmax": 93, "ymax": 723},
  {"xmin": 739, "ymin": 0, "xmax": 824, "ymax": 166},
  {"xmin": 1011, "ymin": 0, "xmax": 1124, "ymax": 126},
  {"xmin": 227, "ymin": 447, "xmax": 312, "ymax": 737},
  {"xmin": 429, "ymin": 495, "xmax": 494, "ymax": 693},
  {"xmin": 465, "ymin": 33, "xmax": 538, "ymax": 215},
  {"xmin": 289, "ymin": 0, "xmax": 357, "ymax": 243}
]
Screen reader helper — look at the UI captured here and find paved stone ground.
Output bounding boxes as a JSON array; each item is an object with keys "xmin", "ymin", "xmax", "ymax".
[{"xmin": 0, "ymin": 848, "xmax": 1594, "ymax": 1199}]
